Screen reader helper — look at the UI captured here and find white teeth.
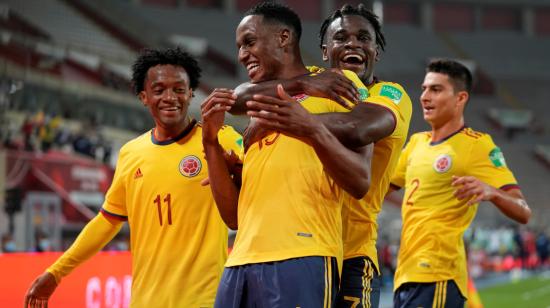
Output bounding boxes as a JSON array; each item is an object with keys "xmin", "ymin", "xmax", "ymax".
[
  {"xmin": 247, "ymin": 63, "xmax": 259, "ymax": 71},
  {"xmin": 343, "ymin": 54, "xmax": 364, "ymax": 62}
]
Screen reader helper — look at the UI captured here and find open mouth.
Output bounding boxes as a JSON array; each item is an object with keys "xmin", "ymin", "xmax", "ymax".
[
  {"xmin": 246, "ymin": 62, "xmax": 260, "ymax": 76},
  {"xmin": 341, "ymin": 54, "xmax": 365, "ymax": 65}
]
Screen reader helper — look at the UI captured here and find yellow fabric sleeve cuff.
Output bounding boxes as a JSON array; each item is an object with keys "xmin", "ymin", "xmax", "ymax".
[{"xmin": 46, "ymin": 213, "xmax": 123, "ymax": 284}]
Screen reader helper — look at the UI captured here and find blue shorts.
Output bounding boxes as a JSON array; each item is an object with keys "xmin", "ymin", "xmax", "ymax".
[
  {"xmin": 394, "ymin": 280, "xmax": 465, "ymax": 308},
  {"xmin": 335, "ymin": 256, "xmax": 381, "ymax": 308},
  {"xmin": 215, "ymin": 256, "xmax": 339, "ymax": 308}
]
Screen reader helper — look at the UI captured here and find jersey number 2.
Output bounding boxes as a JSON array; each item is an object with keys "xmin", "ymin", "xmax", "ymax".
[
  {"xmin": 405, "ymin": 179, "xmax": 420, "ymax": 206},
  {"xmin": 154, "ymin": 193, "xmax": 172, "ymax": 226}
]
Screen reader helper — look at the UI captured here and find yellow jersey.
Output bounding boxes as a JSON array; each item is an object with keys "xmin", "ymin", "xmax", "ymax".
[
  {"xmin": 102, "ymin": 120, "xmax": 243, "ymax": 307},
  {"xmin": 226, "ymin": 70, "xmax": 367, "ymax": 268},
  {"xmin": 342, "ymin": 81, "xmax": 412, "ymax": 272},
  {"xmin": 390, "ymin": 127, "xmax": 518, "ymax": 297}
]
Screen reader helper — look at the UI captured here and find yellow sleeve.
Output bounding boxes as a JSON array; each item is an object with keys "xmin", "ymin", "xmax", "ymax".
[
  {"xmin": 102, "ymin": 146, "xmax": 129, "ymax": 218},
  {"xmin": 46, "ymin": 214, "xmax": 123, "ymax": 284},
  {"xmin": 390, "ymin": 134, "xmax": 416, "ymax": 188},
  {"xmin": 217, "ymin": 125, "xmax": 244, "ymax": 161},
  {"xmin": 366, "ymin": 82, "xmax": 412, "ymax": 139},
  {"xmin": 467, "ymin": 134, "xmax": 518, "ymax": 189}
]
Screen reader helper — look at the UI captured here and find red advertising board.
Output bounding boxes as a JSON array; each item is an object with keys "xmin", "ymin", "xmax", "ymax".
[{"xmin": 0, "ymin": 252, "xmax": 132, "ymax": 307}]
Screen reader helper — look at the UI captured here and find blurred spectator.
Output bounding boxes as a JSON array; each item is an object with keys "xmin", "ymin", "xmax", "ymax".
[
  {"xmin": 34, "ymin": 230, "xmax": 52, "ymax": 252},
  {"xmin": 536, "ymin": 231, "xmax": 549, "ymax": 269},
  {"xmin": 1, "ymin": 233, "xmax": 17, "ymax": 253}
]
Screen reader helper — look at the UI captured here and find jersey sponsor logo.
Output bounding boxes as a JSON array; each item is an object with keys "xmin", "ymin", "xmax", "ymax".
[
  {"xmin": 358, "ymin": 87, "xmax": 369, "ymax": 101},
  {"xmin": 134, "ymin": 168, "xmax": 143, "ymax": 179},
  {"xmin": 433, "ymin": 154, "xmax": 452, "ymax": 173},
  {"xmin": 179, "ymin": 155, "xmax": 202, "ymax": 177},
  {"xmin": 293, "ymin": 93, "xmax": 309, "ymax": 103},
  {"xmin": 380, "ymin": 85, "xmax": 402, "ymax": 104},
  {"xmin": 297, "ymin": 232, "xmax": 313, "ymax": 237},
  {"xmin": 489, "ymin": 147, "xmax": 507, "ymax": 167}
]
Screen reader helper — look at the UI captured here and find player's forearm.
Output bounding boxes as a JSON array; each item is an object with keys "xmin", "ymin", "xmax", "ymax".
[
  {"xmin": 232, "ymin": 80, "xmax": 302, "ymax": 115},
  {"xmin": 317, "ymin": 103, "xmax": 395, "ymax": 148},
  {"xmin": 491, "ymin": 188, "xmax": 531, "ymax": 224},
  {"xmin": 47, "ymin": 214, "xmax": 122, "ymax": 283},
  {"xmin": 203, "ymin": 139, "xmax": 239, "ymax": 230},
  {"xmin": 310, "ymin": 124, "xmax": 371, "ymax": 199}
]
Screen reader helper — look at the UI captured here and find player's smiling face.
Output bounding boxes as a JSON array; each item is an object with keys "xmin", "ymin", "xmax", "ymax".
[
  {"xmin": 139, "ymin": 64, "xmax": 193, "ymax": 134},
  {"xmin": 420, "ymin": 72, "xmax": 464, "ymax": 127},
  {"xmin": 322, "ymin": 15, "xmax": 378, "ymax": 84},
  {"xmin": 236, "ymin": 15, "xmax": 283, "ymax": 83}
]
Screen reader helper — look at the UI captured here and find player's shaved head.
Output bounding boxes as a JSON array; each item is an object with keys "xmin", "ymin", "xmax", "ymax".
[{"xmin": 244, "ymin": 1, "xmax": 302, "ymax": 42}]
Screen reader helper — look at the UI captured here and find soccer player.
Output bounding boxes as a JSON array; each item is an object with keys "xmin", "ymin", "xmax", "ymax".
[
  {"xmin": 202, "ymin": 2, "xmax": 372, "ymax": 307},
  {"xmin": 24, "ymin": 47, "xmax": 243, "ymax": 308},
  {"xmin": 242, "ymin": 5, "xmax": 412, "ymax": 307},
  {"xmin": 389, "ymin": 59, "xmax": 531, "ymax": 308},
  {"xmin": 317, "ymin": 5, "xmax": 412, "ymax": 308}
]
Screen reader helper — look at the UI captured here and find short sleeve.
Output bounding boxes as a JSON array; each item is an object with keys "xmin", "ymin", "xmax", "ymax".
[
  {"xmin": 101, "ymin": 146, "xmax": 129, "ymax": 220},
  {"xmin": 467, "ymin": 134, "xmax": 518, "ymax": 190},
  {"xmin": 366, "ymin": 82, "xmax": 413, "ymax": 139},
  {"xmin": 390, "ymin": 134, "xmax": 416, "ymax": 188},
  {"xmin": 217, "ymin": 125, "xmax": 244, "ymax": 161}
]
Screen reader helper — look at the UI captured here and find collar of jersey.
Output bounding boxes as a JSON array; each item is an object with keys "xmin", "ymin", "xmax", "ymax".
[
  {"xmin": 429, "ymin": 125, "xmax": 466, "ymax": 146},
  {"xmin": 151, "ymin": 119, "xmax": 197, "ymax": 145}
]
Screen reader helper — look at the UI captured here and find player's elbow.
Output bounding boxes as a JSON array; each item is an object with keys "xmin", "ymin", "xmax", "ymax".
[
  {"xmin": 349, "ymin": 176, "xmax": 370, "ymax": 200},
  {"xmin": 518, "ymin": 207, "xmax": 531, "ymax": 225},
  {"xmin": 226, "ymin": 221, "xmax": 238, "ymax": 231}
]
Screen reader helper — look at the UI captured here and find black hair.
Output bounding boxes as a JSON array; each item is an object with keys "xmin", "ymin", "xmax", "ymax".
[
  {"xmin": 319, "ymin": 3, "xmax": 385, "ymax": 51},
  {"xmin": 427, "ymin": 59, "xmax": 473, "ymax": 93},
  {"xmin": 244, "ymin": 1, "xmax": 302, "ymax": 41},
  {"xmin": 131, "ymin": 47, "xmax": 201, "ymax": 95}
]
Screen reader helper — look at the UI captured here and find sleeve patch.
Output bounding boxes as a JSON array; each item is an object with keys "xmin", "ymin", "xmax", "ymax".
[
  {"xmin": 358, "ymin": 88, "xmax": 369, "ymax": 101},
  {"xmin": 236, "ymin": 137, "xmax": 243, "ymax": 148},
  {"xmin": 380, "ymin": 85, "xmax": 402, "ymax": 105},
  {"xmin": 489, "ymin": 147, "xmax": 507, "ymax": 167}
]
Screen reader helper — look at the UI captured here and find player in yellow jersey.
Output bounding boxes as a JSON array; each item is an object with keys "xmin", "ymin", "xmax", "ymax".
[
  {"xmin": 202, "ymin": 2, "xmax": 373, "ymax": 307},
  {"xmin": 389, "ymin": 59, "xmax": 531, "ymax": 308},
  {"xmin": 24, "ymin": 47, "xmax": 243, "ymax": 308},
  {"xmin": 237, "ymin": 4, "xmax": 412, "ymax": 307}
]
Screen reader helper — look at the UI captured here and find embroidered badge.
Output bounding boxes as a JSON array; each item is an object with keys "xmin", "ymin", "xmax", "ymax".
[
  {"xmin": 433, "ymin": 154, "xmax": 452, "ymax": 173},
  {"xmin": 489, "ymin": 147, "xmax": 507, "ymax": 167},
  {"xmin": 358, "ymin": 87, "xmax": 369, "ymax": 101},
  {"xmin": 380, "ymin": 84, "xmax": 402, "ymax": 104},
  {"xmin": 179, "ymin": 155, "xmax": 202, "ymax": 177}
]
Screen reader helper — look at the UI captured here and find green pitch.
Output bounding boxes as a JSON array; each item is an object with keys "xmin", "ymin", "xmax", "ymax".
[{"xmin": 479, "ymin": 273, "xmax": 550, "ymax": 308}]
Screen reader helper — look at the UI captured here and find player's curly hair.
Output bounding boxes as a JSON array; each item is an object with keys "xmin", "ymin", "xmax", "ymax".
[
  {"xmin": 131, "ymin": 47, "xmax": 201, "ymax": 95},
  {"xmin": 244, "ymin": 1, "xmax": 302, "ymax": 41},
  {"xmin": 319, "ymin": 3, "xmax": 386, "ymax": 52},
  {"xmin": 428, "ymin": 59, "xmax": 473, "ymax": 93}
]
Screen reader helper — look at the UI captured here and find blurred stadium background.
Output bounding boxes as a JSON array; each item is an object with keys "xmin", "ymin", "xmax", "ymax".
[{"xmin": 0, "ymin": 0, "xmax": 549, "ymax": 307}]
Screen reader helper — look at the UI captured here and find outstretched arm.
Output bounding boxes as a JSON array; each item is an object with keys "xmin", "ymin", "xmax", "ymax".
[
  {"xmin": 201, "ymin": 89, "xmax": 240, "ymax": 230},
  {"xmin": 317, "ymin": 103, "xmax": 396, "ymax": 148},
  {"xmin": 452, "ymin": 176, "xmax": 531, "ymax": 224},
  {"xmin": 231, "ymin": 69, "xmax": 359, "ymax": 115},
  {"xmin": 247, "ymin": 84, "xmax": 371, "ymax": 199},
  {"xmin": 24, "ymin": 213, "xmax": 123, "ymax": 307}
]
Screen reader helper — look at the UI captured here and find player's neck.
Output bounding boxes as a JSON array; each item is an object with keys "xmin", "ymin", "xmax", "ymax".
[
  {"xmin": 154, "ymin": 118, "xmax": 191, "ymax": 141},
  {"xmin": 280, "ymin": 53, "xmax": 309, "ymax": 79},
  {"xmin": 430, "ymin": 117, "xmax": 464, "ymax": 143}
]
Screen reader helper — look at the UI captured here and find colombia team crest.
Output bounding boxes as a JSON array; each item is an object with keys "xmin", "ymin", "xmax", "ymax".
[
  {"xmin": 433, "ymin": 154, "xmax": 452, "ymax": 173},
  {"xmin": 179, "ymin": 155, "xmax": 202, "ymax": 177}
]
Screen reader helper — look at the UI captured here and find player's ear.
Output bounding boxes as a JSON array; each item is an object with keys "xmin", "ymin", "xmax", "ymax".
[
  {"xmin": 279, "ymin": 28, "xmax": 291, "ymax": 47},
  {"xmin": 375, "ymin": 47, "xmax": 380, "ymax": 62},
  {"xmin": 321, "ymin": 44, "xmax": 329, "ymax": 62},
  {"xmin": 138, "ymin": 91, "xmax": 147, "ymax": 106},
  {"xmin": 456, "ymin": 90, "xmax": 469, "ymax": 106}
]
